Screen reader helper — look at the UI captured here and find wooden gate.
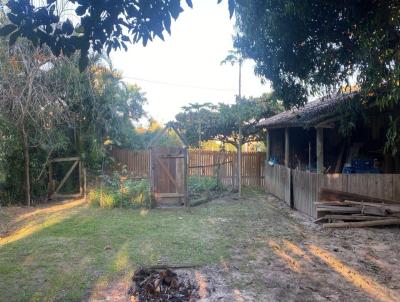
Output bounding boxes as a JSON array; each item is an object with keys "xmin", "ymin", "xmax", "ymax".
[
  {"xmin": 148, "ymin": 124, "xmax": 189, "ymax": 207},
  {"xmin": 150, "ymin": 147, "xmax": 188, "ymax": 206},
  {"xmin": 48, "ymin": 156, "xmax": 85, "ymax": 200}
]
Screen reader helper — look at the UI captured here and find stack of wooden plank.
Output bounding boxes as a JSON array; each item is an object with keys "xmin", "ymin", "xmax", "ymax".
[{"xmin": 315, "ymin": 188, "xmax": 400, "ymax": 228}]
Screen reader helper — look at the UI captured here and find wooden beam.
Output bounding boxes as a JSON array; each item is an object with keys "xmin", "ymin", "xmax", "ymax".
[
  {"xmin": 316, "ymin": 127, "xmax": 324, "ymax": 173},
  {"xmin": 169, "ymin": 124, "xmax": 189, "ymax": 148},
  {"xmin": 319, "ymin": 188, "xmax": 400, "ymax": 205},
  {"xmin": 147, "ymin": 126, "xmax": 169, "ymax": 148},
  {"xmin": 159, "ymin": 155, "xmax": 185, "ymax": 158},
  {"xmin": 315, "ymin": 215, "xmax": 387, "ymax": 223},
  {"xmin": 51, "ymin": 193, "xmax": 82, "ymax": 199},
  {"xmin": 183, "ymin": 148, "xmax": 189, "ymax": 208},
  {"xmin": 48, "ymin": 161, "xmax": 54, "ymax": 198},
  {"xmin": 266, "ymin": 130, "xmax": 271, "ymax": 161},
  {"xmin": 323, "ymin": 218, "xmax": 400, "ymax": 228},
  {"xmin": 284, "ymin": 128, "xmax": 289, "ymax": 167},
  {"xmin": 50, "ymin": 156, "xmax": 80, "ymax": 163},
  {"xmin": 317, "ymin": 205, "xmax": 361, "ymax": 214},
  {"xmin": 83, "ymin": 167, "xmax": 87, "ymax": 202},
  {"xmin": 154, "ymin": 193, "xmax": 185, "ymax": 198},
  {"xmin": 79, "ymin": 160, "xmax": 83, "ymax": 194}
]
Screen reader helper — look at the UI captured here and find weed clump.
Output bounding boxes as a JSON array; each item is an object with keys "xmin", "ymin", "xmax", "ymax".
[{"xmin": 88, "ymin": 171, "xmax": 152, "ymax": 208}]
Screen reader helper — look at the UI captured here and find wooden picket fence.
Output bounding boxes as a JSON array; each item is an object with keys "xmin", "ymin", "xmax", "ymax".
[
  {"xmin": 110, "ymin": 148, "xmax": 266, "ymax": 187},
  {"xmin": 110, "ymin": 148, "xmax": 399, "ymax": 219},
  {"xmin": 264, "ymin": 164, "xmax": 400, "ymax": 218},
  {"xmin": 110, "ymin": 148, "xmax": 149, "ymax": 178}
]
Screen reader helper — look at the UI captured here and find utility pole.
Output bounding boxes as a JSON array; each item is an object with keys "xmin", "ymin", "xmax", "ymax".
[
  {"xmin": 238, "ymin": 58, "xmax": 243, "ymax": 197},
  {"xmin": 220, "ymin": 51, "xmax": 243, "ymax": 196}
]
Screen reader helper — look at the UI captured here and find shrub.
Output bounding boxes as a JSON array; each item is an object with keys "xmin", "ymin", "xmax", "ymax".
[
  {"xmin": 88, "ymin": 178, "xmax": 152, "ymax": 209},
  {"xmin": 188, "ymin": 175, "xmax": 222, "ymax": 197}
]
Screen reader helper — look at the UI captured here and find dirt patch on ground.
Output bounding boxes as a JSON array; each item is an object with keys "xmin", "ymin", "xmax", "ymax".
[{"xmin": 197, "ymin": 194, "xmax": 400, "ymax": 301}]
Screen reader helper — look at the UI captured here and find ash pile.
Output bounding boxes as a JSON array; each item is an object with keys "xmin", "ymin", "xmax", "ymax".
[{"xmin": 128, "ymin": 267, "xmax": 201, "ymax": 302}]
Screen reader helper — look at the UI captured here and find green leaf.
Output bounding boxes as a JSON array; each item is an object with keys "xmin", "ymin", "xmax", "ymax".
[
  {"xmin": 0, "ymin": 24, "xmax": 17, "ymax": 36},
  {"xmin": 164, "ymin": 14, "xmax": 171, "ymax": 34},
  {"xmin": 186, "ymin": 0, "xmax": 193, "ymax": 8},
  {"xmin": 228, "ymin": 0, "xmax": 235, "ymax": 18}
]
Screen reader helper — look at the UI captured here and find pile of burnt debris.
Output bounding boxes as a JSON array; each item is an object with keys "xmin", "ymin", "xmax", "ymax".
[{"xmin": 128, "ymin": 267, "xmax": 201, "ymax": 302}]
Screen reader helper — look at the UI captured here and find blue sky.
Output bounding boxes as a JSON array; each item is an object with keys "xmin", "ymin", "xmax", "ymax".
[{"xmin": 110, "ymin": 0, "xmax": 271, "ymax": 124}]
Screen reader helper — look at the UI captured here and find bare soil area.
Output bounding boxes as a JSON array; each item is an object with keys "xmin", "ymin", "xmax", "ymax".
[{"xmin": 193, "ymin": 194, "xmax": 400, "ymax": 301}]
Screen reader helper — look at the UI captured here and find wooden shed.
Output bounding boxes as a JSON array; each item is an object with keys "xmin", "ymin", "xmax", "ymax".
[
  {"xmin": 258, "ymin": 91, "xmax": 400, "ymax": 218},
  {"xmin": 259, "ymin": 92, "xmax": 400, "ymax": 174},
  {"xmin": 148, "ymin": 124, "xmax": 189, "ymax": 207}
]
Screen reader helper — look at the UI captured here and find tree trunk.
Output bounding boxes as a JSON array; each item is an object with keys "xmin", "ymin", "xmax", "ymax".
[{"xmin": 22, "ymin": 125, "xmax": 31, "ymax": 206}]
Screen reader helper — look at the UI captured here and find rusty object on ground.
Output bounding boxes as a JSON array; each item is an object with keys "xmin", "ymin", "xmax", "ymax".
[{"xmin": 128, "ymin": 268, "xmax": 199, "ymax": 302}]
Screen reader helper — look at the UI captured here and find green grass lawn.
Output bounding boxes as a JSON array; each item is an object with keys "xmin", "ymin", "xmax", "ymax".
[{"xmin": 0, "ymin": 190, "xmax": 277, "ymax": 301}]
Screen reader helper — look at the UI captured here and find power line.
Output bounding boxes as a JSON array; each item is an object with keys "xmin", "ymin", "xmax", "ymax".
[{"xmin": 122, "ymin": 76, "xmax": 235, "ymax": 92}]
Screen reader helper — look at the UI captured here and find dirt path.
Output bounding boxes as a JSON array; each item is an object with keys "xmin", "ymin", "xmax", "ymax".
[{"xmin": 195, "ymin": 194, "xmax": 400, "ymax": 302}]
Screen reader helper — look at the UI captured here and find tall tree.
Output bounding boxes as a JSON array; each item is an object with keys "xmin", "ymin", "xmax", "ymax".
[
  {"xmin": 0, "ymin": 41, "xmax": 70, "ymax": 205},
  {"xmin": 0, "ymin": 38, "xmax": 147, "ymax": 204},
  {"xmin": 233, "ymin": 1, "xmax": 400, "ymax": 110},
  {"xmin": 174, "ymin": 94, "xmax": 282, "ymax": 149},
  {"xmin": 0, "ymin": 0, "xmax": 234, "ymax": 69},
  {"xmin": 214, "ymin": 94, "xmax": 282, "ymax": 148},
  {"xmin": 177, "ymin": 103, "xmax": 218, "ymax": 147}
]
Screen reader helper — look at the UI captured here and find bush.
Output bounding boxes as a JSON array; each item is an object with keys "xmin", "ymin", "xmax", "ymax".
[
  {"xmin": 88, "ymin": 177, "xmax": 152, "ymax": 209},
  {"xmin": 188, "ymin": 175, "xmax": 222, "ymax": 197}
]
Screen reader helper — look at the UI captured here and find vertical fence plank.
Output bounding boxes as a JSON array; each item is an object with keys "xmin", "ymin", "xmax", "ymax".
[{"xmin": 394, "ymin": 174, "xmax": 400, "ymax": 201}]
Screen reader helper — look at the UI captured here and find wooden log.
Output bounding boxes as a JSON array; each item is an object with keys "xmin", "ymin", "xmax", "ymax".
[
  {"xmin": 319, "ymin": 188, "xmax": 400, "ymax": 205},
  {"xmin": 323, "ymin": 218, "xmax": 400, "ymax": 228},
  {"xmin": 315, "ymin": 201, "xmax": 346, "ymax": 206},
  {"xmin": 317, "ymin": 206, "xmax": 361, "ymax": 214},
  {"xmin": 315, "ymin": 215, "xmax": 388, "ymax": 223},
  {"xmin": 342, "ymin": 200, "xmax": 400, "ymax": 213},
  {"xmin": 318, "ymin": 204, "xmax": 388, "ymax": 216}
]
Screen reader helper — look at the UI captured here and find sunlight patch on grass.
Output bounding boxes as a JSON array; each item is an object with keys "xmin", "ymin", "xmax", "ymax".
[
  {"xmin": 1, "ymin": 214, "xmax": 69, "ymax": 246},
  {"xmin": 15, "ymin": 199, "xmax": 86, "ymax": 222},
  {"xmin": 140, "ymin": 208, "xmax": 149, "ymax": 216},
  {"xmin": 113, "ymin": 242, "xmax": 131, "ymax": 272}
]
